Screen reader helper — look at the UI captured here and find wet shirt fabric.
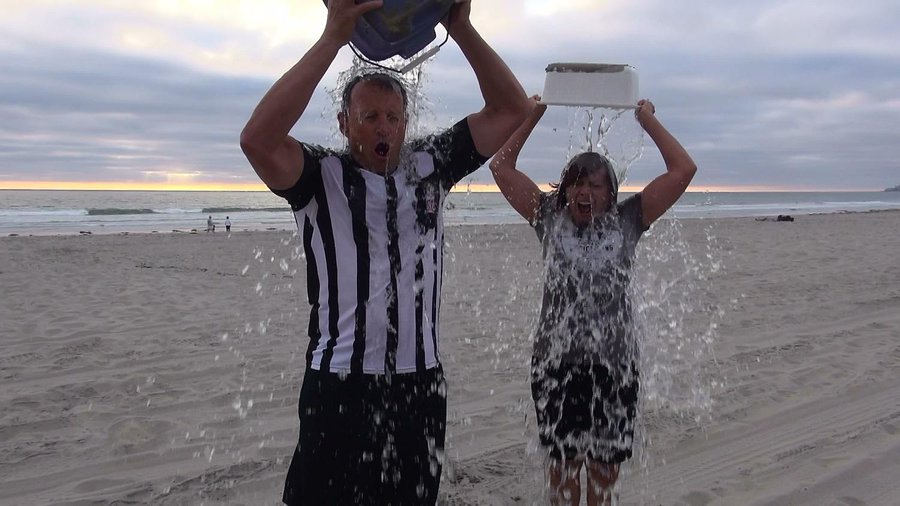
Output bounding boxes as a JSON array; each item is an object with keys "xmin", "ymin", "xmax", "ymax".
[
  {"xmin": 272, "ymin": 119, "xmax": 487, "ymax": 375},
  {"xmin": 530, "ymin": 193, "xmax": 646, "ymax": 463},
  {"xmin": 531, "ymin": 193, "xmax": 647, "ymax": 368}
]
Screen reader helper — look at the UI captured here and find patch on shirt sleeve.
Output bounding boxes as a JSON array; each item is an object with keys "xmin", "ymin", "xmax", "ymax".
[{"xmin": 415, "ymin": 180, "xmax": 441, "ymax": 233}]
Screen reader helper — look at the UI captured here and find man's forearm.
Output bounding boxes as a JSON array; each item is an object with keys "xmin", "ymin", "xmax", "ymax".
[
  {"xmin": 451, "ymin": 24, "xmax": 526, "ymax": 115},
  {"xmin": 643, "ymin": 116, "xmax": 696, "ymax": 177},
  {"xmin": 242, "ymin": 36, "xmax": 342, "ymax": 150}
]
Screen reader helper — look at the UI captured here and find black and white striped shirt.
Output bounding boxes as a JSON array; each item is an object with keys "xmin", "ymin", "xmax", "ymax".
[{"xmin": 273, "ymin": 119, "xmax": 487, "ymax": 375}]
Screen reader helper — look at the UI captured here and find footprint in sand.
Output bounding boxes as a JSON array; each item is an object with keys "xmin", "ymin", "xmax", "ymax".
[
  {"xmin": 107, "ymin": 417, "xmax": 173, "ymax": 455},
  {"xmin": 679, "ymin": 490, "xmax": 716, "ymax": 505}
]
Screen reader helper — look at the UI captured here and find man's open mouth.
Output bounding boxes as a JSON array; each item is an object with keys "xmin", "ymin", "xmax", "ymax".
[{"xmin": 375, "ymin": 142, "xmax": 390, "ymax": 157}]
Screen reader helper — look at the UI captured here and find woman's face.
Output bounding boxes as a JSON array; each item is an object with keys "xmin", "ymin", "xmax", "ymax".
[{"xmin": 565, "ymin": 169, "xmax": 613, "ymax": 227}]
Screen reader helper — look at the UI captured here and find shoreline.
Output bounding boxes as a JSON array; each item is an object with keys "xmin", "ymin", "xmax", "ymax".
[{"xmin": 4, "ymin": 207, "xmax": 899, "ymax": 238}]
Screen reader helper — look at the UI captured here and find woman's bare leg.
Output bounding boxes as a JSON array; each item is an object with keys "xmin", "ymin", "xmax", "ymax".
[
  {"xmin": 585, "ymin": 461, "xmax": 619, "ymax": 506},
  {"xmin": 548, "ymin": 457, "xmax": 584, "ymax": 505}
]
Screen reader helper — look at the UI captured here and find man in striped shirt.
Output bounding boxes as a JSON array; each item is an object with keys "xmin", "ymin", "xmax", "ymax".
[{"xmin": 240, "ymin": 0, "xmax": 529, "ymax": 504}]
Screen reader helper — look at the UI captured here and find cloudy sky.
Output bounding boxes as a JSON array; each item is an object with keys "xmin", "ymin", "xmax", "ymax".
[{"xmin": 1, "ymin": 0, "xmax": 899, "ymax": 191}]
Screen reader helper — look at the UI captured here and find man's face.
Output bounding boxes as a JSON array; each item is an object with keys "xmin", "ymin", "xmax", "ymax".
[
  {"xmin": 565, "ymin": 169, "xmax": 613, "ymax": 227},
  {"xmin": 339, "ymin": 81, "xmax": 408, "ymax": 174}
]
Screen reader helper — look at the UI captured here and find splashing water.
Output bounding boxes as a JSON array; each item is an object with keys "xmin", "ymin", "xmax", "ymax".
[
  {"xmin": 325, "ymin": 55, "xmax": 440, "ymax": 146},
  {"xmin": 227, "ymin": 57, "xmax": 724, "ymax": 502},
  {"xmin": 566, "ymin": 107, "xmax": 644, "ymax": 186},
  {"xmin": 180, "ymin": 228, "xmax": 307, "ymax": 500},
  {"xmin": 619, "ymin": 217, "xmax": 727, "ymax": 504},
  {"xmin": 515, "ymin": 107, "xmax": 725, "ymax": 504},
  {"xmin": 204, "ymin": 57, "xmax": 451, "ymax": 500},
  {"xmin": 634, "ymin": 219, "xmax": 724, "ymax": 416}
]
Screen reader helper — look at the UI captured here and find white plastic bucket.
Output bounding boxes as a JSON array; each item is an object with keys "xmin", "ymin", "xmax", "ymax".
[{"xmin": 541, "ymin": 63, "xmax": 639, "ymax": 109}]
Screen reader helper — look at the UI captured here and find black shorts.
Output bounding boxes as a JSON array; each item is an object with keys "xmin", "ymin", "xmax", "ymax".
[
  {"xmin": 282, "ymin": 366, "xmax": 447, "ymax": 506},
  {"xmin": 531, "ymin": 359, "xmax": 639, "ymax": 463}
]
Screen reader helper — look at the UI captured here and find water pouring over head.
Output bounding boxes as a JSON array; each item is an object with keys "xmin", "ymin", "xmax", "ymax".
[
  {"xmin": 338, "ymin": 72, "xmax": 409, "ymax": 174},
  {"xmin": 553, "ymin": 151, "xmax": 618, "ymax": 227}
]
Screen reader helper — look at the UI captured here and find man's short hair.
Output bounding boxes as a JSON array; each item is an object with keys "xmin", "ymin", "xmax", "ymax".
[{"xmin": 341, "ymin": 72, "xmax": 409, "ymax": 114}]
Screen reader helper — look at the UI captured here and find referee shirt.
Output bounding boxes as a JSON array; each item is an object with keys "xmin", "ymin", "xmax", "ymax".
[{"xmin": 273, "ymin": 119, "xmax": 487, "ymax": 375}]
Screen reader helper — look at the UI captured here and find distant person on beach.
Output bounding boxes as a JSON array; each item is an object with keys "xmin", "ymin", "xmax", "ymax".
[
  {"xmin": 225, "ymin": 216, "xmax": 231, "ymax": 232},
  {"xmin": 206, "ymin": 215, "xmax": 214, "ymax": 233},
  {"xmin": 239, "ymin": 0, "xmax": 529, "ymax": 504},
  {"xmin": 489, "ymin": 96, "xmax": 697, "ymax": 505}
]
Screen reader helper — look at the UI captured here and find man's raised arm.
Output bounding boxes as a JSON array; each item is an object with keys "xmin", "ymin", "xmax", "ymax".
[
  {"xmin": 240, "ymin": 0, "xmax": 382, "ymax": 190},
  {"xmin": 445, "ymin": 1, "xmax": 530, "ymax": 158}
]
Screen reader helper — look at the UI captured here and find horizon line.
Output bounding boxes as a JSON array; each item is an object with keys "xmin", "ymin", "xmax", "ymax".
[{"xmin": 0, "ymin": 181, "xmax": 889, "ymax": 193}]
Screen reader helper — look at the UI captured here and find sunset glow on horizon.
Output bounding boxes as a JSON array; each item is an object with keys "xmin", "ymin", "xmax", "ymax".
[
  {"xmin": 0, "ymin": 181, "xmax": 879, "ymax": 193},
  {"xmin": 0, "ymin": 180, "xmax": 269, "ymax": 192}
]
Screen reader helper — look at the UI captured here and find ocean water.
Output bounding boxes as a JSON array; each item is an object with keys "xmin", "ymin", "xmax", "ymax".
[{"xmin": 1, "ymin": 189, "xmax": 899, "ymax": 236}]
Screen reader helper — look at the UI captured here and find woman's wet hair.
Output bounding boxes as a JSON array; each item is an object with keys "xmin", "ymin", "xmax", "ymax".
[
  {"xmin": 549, "ymin": 151, "xmax": 618, "ymax": 210},
  {"xmin": 341, "ymin": 72, "xmax": 409, "ymax": 114}
]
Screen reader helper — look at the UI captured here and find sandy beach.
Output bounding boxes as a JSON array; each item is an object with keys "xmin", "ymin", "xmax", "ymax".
[{"xmin": 2, "ymin": 210, "xmax": 899, "ymax": 505}]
